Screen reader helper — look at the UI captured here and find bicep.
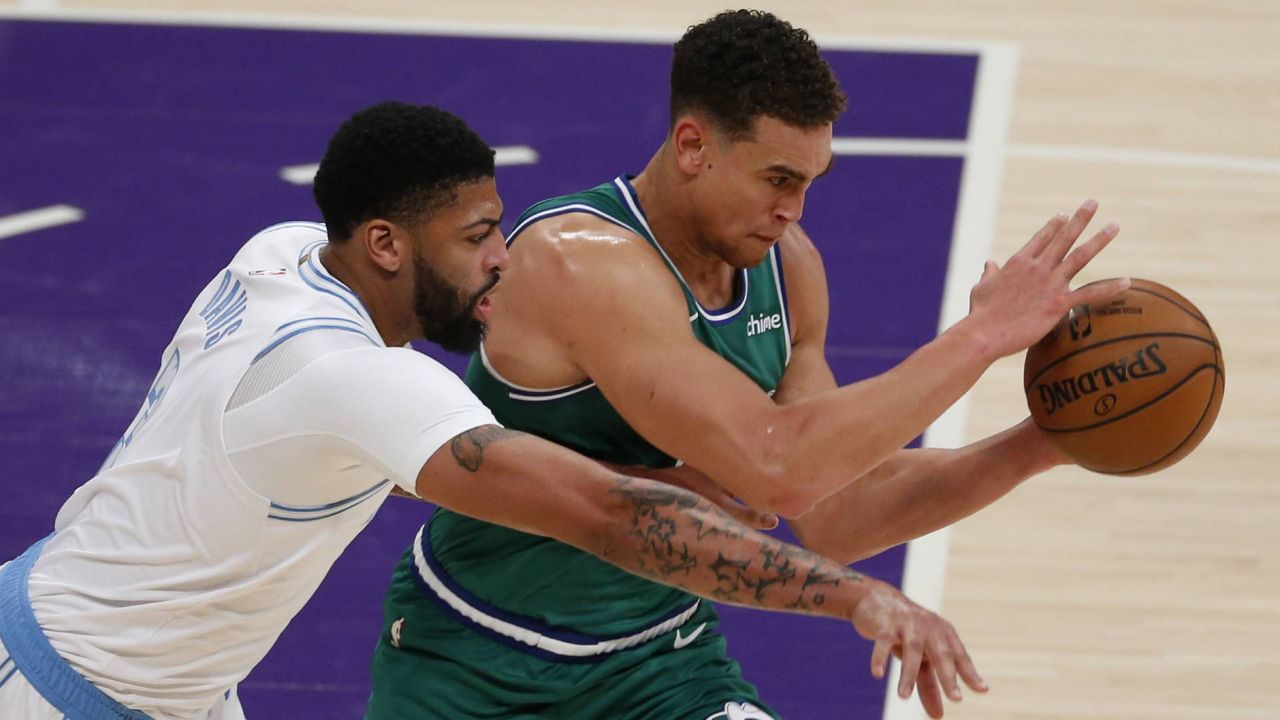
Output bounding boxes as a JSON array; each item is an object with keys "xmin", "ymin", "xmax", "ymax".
[
  {"xmin": 774, "ymin": 225, "xmax": 837, "ymax": 404},
  {"xmin": 535, "ymin": 239, "xmax": 782, "ymax": 477},
  {"xmin": 574, "ymin": 307, "xmax": 785, "ymax": 501},
  {"xmin": 414, "ymin": 427, "xmax": 614, "ymax": 550},
  {"xmin": 775, "ymin": 339, "xmax": 837, "ymax": 403}
]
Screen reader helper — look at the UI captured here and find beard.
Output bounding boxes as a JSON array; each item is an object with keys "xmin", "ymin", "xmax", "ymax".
[{"xmin": 412, "ymin": 254, "xmax": 498, "ymax": 354}]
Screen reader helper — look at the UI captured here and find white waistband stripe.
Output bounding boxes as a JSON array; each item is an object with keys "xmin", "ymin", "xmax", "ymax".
[{"xmin": 411, "ymin": 527, "xmax": 698, "ymax": 658}]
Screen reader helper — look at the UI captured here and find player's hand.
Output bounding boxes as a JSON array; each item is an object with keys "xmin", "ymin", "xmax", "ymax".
[
  {"xmin": 851, "ymin": 579, "xmax": 987, "ymax": 718},
  {"xmin": 602, "ymin": 462, "xmax": 779, "ymax": 530},
  {"xmin": 966, "ymin": 199, "xmax": 1128, "ymax": 360}
]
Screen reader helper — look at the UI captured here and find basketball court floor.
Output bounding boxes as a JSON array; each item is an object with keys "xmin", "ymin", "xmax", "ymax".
[{"xmin": 0, "ymin": 2, "xmax": 1276, "ymax": 719}]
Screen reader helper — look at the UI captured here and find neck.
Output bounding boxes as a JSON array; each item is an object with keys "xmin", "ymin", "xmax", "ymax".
[
  {"xmin": 631, "ymin": 145, "xmax": 736, "ymax": 298},
  {"xmin": 318, "ymin": 243, "xmax": 416, "ymax": 347}
]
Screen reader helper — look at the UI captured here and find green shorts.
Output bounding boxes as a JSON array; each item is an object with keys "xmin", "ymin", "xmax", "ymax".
[{"xmin": 365, "ymin": 547, "xmax": 776, "ymax": 720}]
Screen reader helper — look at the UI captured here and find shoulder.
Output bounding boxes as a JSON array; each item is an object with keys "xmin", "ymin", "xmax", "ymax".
[
  {"xmin": 775, "ymin": 223, "xmax": 826, "ymax": 284},
  {"xmin": 505, "ymin": 211, "xmax": 686, "ymax": 312},
  {"xmin": 233, "ymin": 221, "xmax": 328, "ymax": 262},
  {"xmin": 308, "ymin": 345, "xmax": 463, "ymax": 388},
  {"xmin": 774, "ymin": 224, "xmax": 831, "ymax": 339},
  {"xmin": 513, "ymin": 211, "xmax": 657, "ymax": 266}
]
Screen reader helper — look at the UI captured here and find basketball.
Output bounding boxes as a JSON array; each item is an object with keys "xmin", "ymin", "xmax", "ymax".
[{"xmin": 1023, "ymin": 278, "xmax": 1225, "ymax": 475}]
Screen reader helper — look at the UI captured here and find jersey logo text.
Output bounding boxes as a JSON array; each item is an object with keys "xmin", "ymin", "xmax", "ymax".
[{"xmin": 746, "ymin": 312, "xmax": 782, "ymax": 337}]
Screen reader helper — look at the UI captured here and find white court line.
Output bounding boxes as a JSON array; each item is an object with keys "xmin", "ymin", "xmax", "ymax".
[
  {"xmin": 1008, "ymin": 143, "xmax": 1280, "ymax": 175},
  {"xmin": 832, "ymin": 138, "xmax": 967, "ymax": 157},
  {"xmin": 17, "ymin": 0, "xmax": 59, "ymax": 10},
  {"xmin": 881, "ymin": 42, "xmax": 1018, "ymax": 720},
  {"xmin": 834, "ymin": 138, "xmax": 1280, "ymax": 175},
  {"xmin": 0, "ymin": 204, "xmax": 84, "ymax": 240},
  {"xmin": 279, "ymin": 145, "xmax": 540, "ymax": 185}
]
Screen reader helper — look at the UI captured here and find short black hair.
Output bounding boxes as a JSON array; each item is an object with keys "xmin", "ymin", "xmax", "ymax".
[
  {"xmin": 313, "ymin": 102, "xmax": 495, "ymax": 241},
  {"xmin": 670, "ymin": 9, "xmax": 847, "ymax": 138}
]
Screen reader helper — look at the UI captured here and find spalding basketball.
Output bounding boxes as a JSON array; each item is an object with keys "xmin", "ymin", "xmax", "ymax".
[{"xmin": 1023, "ymin": 278, "xmax": 1224, "ymax": 475}]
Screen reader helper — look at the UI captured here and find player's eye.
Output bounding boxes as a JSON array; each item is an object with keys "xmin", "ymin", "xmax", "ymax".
[{"xmin": 768, "ymin": 176, "xmax": 790, "ymax": 187}]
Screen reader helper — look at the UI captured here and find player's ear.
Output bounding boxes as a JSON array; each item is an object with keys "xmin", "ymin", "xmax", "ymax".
[
  {"xmin": 671, "ymin": 116, "xmax": 711, "ymax": 176},
  {"xmin": 358, "ymin": 219, "xmax": 407, "ymax": 273}
]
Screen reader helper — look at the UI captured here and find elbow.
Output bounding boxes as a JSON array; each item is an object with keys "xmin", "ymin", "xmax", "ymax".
[
  {"xmin": 741, "ymin": 455, "xmax": 825, "ymax": 520},
  {"xmin": 759, "ymin": 487, "xmax": 820, "ymax": 520},
  {"xmin": 739, "ymin": 407, "xmax": 832, "ymax": 519}
]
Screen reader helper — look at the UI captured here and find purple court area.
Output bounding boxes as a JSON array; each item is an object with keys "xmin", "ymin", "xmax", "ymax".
[{"xmin": 0, "ymin": 18, "xmax": 974, "ymax": 719}]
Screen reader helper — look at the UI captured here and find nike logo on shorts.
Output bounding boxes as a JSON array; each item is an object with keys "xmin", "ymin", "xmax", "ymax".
[{"xmin": 673, "ymin": 622, "xmax": 707, "ymax": 649}]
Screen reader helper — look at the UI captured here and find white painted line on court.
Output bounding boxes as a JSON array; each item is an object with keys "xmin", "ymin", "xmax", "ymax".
[
  {"xmin": 833, "ymin": 139, "xmax": 1280, "ymax": 176},
  {"xmin": 493, "ymin": 146, "xmax": 540, "ymax": 166},
  {"xmin": 832, "ymin": 138, "xmax": 968, "ymax": 157},
  {"xmin": 1008, "ymin": 143, "xmax": 1280, "ymax": 175},
  {"xmin": 279, "ymin": 165, "xmax": 319, "ymax": 186},
  {"xmin": 882, "ymin": 42, "xmax": 1018, "ymax": 720},
  {"xmin": 279, "ymin": 146, "xmax": 540, "ymax": 186},
  {"xmin": 0, "ymin": 204, "xmax": 84, "ymax": 240}
]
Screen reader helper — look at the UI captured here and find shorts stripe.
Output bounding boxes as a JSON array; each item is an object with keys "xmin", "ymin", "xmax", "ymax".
[{"xmin": 410, "ymin": 525, "xmax": 699, "ymax": 661}]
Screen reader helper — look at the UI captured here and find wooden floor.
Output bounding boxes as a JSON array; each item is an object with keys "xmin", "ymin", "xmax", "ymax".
[{"xmin": 7, "ymin": 1, "xmax": 1276, "ymax": 718}]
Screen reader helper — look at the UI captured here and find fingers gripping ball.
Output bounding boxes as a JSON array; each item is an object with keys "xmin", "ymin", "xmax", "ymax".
[{"xmin": 1023, "ymin": 279, "xmax": 1225, "ymax": 475}]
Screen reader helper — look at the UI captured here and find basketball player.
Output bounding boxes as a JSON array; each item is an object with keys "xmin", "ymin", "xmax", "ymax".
[
  {"xmin": 0, "ymin": 102, "xmax": 983, "ymax": 720},
  {"xmin": 365, "ymin": 11, "xmax": 1128, "ymax": 720}
]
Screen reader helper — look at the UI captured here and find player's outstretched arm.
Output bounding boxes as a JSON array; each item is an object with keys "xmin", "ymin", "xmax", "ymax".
[
  {"xmin": 417, "ymin": 425, "xmax": 985, "ymax": 717},
  {"xmin": 790, "ymin": 419, "xmax": 1069, "ymax": 563},
  {"xmin": 774, "ymin": 233, "xmax": 1072, "ymax": 561},
  {"xmin": 512, "ymin": 202, "xmax": 1125, "ymax": 519}
]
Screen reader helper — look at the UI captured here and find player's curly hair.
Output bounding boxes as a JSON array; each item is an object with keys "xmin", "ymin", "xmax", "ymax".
[
  {"xmin": 313, "ymin": 102, "xmax": 495, "ymax": 241},
  {"xmin": 670, "ymin": 9, "xmax": 846, "ymax": 138}
]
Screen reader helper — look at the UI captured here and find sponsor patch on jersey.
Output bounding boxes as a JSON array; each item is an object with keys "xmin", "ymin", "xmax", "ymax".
[
  {"xmin": 746, "ymin": 312, "xmax": 783, "ymax": 337},
  {"xmin": 248, "ymin": 267, "xmax": 288, "ymax": 276}
]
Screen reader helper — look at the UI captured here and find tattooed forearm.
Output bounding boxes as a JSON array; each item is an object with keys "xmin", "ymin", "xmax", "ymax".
[
  {"xmin": 607, "ymin": 476, "xmax": 703, "ymax": 513},
  {"xmin": 604, "ymin": 476, "xmax": 864, "ymax": 619},
  {"xmin": 450, "ymin": 426, "xmax": 521, "ymax": 473}
]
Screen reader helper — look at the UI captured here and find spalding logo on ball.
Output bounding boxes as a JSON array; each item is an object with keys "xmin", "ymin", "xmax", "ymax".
[{"xmin": 1023, "ymin": 278, "xmax": 1224, "ymax": 475}]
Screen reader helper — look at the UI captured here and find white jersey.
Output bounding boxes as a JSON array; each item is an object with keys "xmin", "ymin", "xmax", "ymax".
[{"xmin": 18, "ymin": 223, "xmax": 496, "ymax": 719}]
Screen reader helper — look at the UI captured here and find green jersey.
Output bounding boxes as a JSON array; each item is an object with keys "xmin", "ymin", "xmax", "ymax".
[{"xmin": 431, "ymin": 175, "xmax": 792, "ymax": 640}]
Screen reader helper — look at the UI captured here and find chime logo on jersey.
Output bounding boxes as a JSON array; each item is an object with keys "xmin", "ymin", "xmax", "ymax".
[{"xmin": 746, "ymin": 312, "xmax": 783, "ymax": 337}]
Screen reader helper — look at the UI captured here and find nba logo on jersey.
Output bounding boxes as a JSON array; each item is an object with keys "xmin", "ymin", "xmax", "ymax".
[{"xmin": 704, "ymin": 701, "xmax": 773, "ymax": 720}]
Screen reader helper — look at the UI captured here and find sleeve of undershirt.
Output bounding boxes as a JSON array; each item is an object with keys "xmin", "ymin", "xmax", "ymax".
[{"xmin": 265, "ymin": 346, "xmax": 498, "ymax": 496}]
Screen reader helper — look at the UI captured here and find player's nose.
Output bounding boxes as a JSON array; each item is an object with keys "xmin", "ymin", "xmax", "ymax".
[
  {"xmin": 775, "ymin": 192, "xmax": 805, "ymax": 223},
  {"xmin": 485, "ymin": 231, "xmax": 510, "ymax": 273}
]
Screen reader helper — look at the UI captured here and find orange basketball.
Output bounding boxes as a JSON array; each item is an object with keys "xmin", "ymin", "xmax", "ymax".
[{"xmin": 1023, "ymin": 278, "xmax": 1225, "ymax": 475}]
